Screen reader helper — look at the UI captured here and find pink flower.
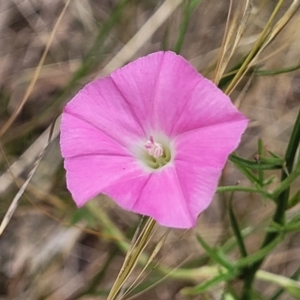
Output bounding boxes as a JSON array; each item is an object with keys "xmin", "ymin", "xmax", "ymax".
[{"xmin": 60, "ymin": 51, "xmax": 248, "ymax": 229}]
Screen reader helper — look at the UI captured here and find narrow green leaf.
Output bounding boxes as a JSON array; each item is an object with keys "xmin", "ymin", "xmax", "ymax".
[
  {"xmin": 265, "ymin": 221, "xmax": 285, "ymax": 233},
  {"xmin": 268, "ymin": 150, "xmax": 282, "ymax": 159},
  {"xmin": 271, "ymin": 167, "xmax": 300, "ymax": 199},
  {"xmin": 230, "ymin": 154, "xmax": 282, "ymax": 170},
  {"xmin": 196, "ymin": 235, "xmax": 234, "ymax": 271},
  {"xmin": 255, "ymin": 63, "xmax": 300, "ymax": 76},
  {"xmin": 262, "ymin": 175, "xmax": 276, "ymax": 186},
  {"xmin": 287, "ymin": 189, "xmax": 300, "ymax": 209},
  {"xmin": 217, "ymin": 185, "xmax": 270, "ymax": 197},
  {"xmin": 181, "ymin": 270, "xmax": 237, "ymax": 295},
  {"xmin": 236, "ymin": 235, "xmax": 282, "ymax": 268},
  {"xmin": 257, "ymin": 270, "xmax": 300, "ymax": 299},
  {"xmin": 266, "ymin": 217, "xmax": 300, "ymax": 234},
  {"xmin": 232, "ymin": 159, "xmax": 261, "ymax": 185},
  {"xmin": 270, "ymin": 267, "xmax": 300, "ymax": 300},
  {"xmin": 228, "ymin": 198, "xmax": 248, "ymax": 258}
]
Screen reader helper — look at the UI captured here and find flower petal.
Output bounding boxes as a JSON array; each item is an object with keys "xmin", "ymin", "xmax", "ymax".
[
  {"xmin": 63, "ymin": 77, "xmax": 145, "ymax": 149},
  {"xmin": 64, "ymin": 155, "xmax": 145, "ymax": 207},
  {"xmin": 174, "ymin": 160, "xmax": 221, "ymax": 222},
  {"xmin": 174, "ymin": 119, "xmax": 248, "ymax": 166},
  {"xmin": 111, "ymin": 51, "xmax": 200, "ymax": 136},
  {"xmin": 169, "ymin": 119, "xmax": 248, "ymax": 223},
  {"xmin": 131, "ymin": 167, "xmax": 195, "ymax": 228},
  {"xmin": 101, "ymin": 165, "xmax": 194, "ymax": 228},
  {"xmin": 60, "ymin": 113, "xmax": 131, "ymax": 158},
  {"xmin": 171, "ymin": 79, "xmax": 247, "ymax": 136}
]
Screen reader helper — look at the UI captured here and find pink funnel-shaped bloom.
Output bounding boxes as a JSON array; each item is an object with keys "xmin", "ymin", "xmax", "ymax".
[{"xmin": 60, "ymin": 51, "xmax": 248, "ymax": 229}]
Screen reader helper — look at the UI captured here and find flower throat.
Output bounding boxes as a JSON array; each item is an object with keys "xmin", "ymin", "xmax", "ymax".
[{"xmin": 143, "ymin": 136, "xmax": 171, "ymax": 169}]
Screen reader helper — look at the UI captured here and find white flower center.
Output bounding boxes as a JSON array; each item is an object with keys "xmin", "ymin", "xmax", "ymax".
[{"xmin": 142, "ymin": 136, "xmax": 172, "ymax": 169}]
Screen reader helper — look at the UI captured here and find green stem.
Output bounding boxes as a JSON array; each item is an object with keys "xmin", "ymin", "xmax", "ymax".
[
  {"xmin": 229, "ymin": 197, "xmax": 248, "ymax": 258},
  {"xmin": 217, "ymin": 185, "xmax": 271, "ymax": 197},
  {"xmin": 240, "ymin": 108, "xmax": 300, "ymax": 299},
  {"xmin": 257, "ymin": 139, "xmax": 264, "ymax": 184}
]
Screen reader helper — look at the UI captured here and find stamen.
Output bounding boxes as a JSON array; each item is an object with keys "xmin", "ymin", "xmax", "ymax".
[{"xmin": 144, "ymin": 136, "xmax": 163, "ymax": 158}]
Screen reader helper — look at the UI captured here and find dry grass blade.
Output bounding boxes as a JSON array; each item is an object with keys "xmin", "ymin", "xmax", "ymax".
[
  {"xmin": 225, "ymin": 0, "xmax": 285, "ymax": 95},
  {"xmin": 214, "ymin": 0, "xmax": 252, "ymax": 85},
  {"xmin": 107, "ymin": 218, "xmax": 157, "ymax": 300},
  {"xmin": 0, "ymin": 156, "xmax": 38, "ymax": 236},
  {"xmin": 226, "ymin": 0, "xmax": 300, "ymax": 95},
  {"xmin": 125, "ymin": 254, "xmax": 196, "ymax": 300},
  {"xmin": 121, "ymin": 229, "xmax": 191, "ymax": 299},
  {"xmin": 0, "ymin": 116, "xmax": 61, "ymax": 194},
  {"xmin": 0, "ymin": 0, "xmax": 183, "ymax": 197},
  {"xmin": 226, "ymin": 0, "xmax": 252, "ymax": 67},
  {"xmin": 264, "ymin": 0, "xmax": 300, "ymax": 45},
  {"xmin": 100, "ymin": 0, "xmax": 183, "ymax": 75},
  {"xmin": 214, "ymin": 0, "xmax": 233, "ymax": 85},
  {"xmin": 250, "ymin": 0, "xmax": 300, "ymax": 66},
  {"xmin": 0, "ymin": 0, "xmax": 71, "ymax": 139},
  {"xmin": 118, "ymin": 216, "xmax": 150, "ymax": 271},
  {"xmin": 120, "ymin": 230, "xmax": 170, "ymax": 299},
  {"xmin": 0, "ymin": 119, "xmax": 58, "ymax": 235}
]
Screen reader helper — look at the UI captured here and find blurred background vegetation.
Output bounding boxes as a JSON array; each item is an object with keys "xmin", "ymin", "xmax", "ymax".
[{"xmin": 1, "ymin": 0, "xmax": 300, "ymax": 299}]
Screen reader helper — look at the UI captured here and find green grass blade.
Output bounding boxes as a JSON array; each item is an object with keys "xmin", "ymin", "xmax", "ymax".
[{"xmin": 173, "ymin": 0, "xmax": 203, "ymax": 54}]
